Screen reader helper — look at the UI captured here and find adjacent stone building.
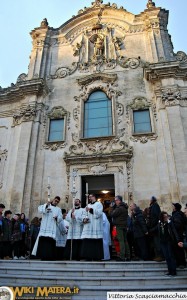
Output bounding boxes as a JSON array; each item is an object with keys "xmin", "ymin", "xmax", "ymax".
[{"xmin": 0, "ymin": 0, "xmax": 187, "ymax": 218}]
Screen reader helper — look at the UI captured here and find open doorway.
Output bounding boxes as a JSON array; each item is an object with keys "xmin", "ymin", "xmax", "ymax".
[{"xmin": 81, "ymin": 174, "xmax": 115, "ymax": 214}]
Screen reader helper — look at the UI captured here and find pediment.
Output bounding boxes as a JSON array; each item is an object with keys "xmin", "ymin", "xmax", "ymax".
[{"xmin": 58, "ymin": 3, "xmax": 135, "ymax": 36}]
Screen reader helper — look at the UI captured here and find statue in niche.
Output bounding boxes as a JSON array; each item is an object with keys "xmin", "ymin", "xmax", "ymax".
[{"xmin": 94, "ymin": 36, "xmax": 104, "ymax": 56}]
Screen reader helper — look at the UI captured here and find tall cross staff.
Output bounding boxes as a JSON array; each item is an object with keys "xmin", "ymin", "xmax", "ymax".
[
  {"xmin": 47, "ymin": 176, "xmax": 51, "ymax": 202},
  {"xmin": 70, "ymin": 169, "xmax": 77, "ymax": 260}
]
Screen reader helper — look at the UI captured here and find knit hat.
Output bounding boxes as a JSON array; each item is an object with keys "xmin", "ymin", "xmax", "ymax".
[{"xmin": 172, "ymin": 203, "xmax": 182, "ymax": 211}]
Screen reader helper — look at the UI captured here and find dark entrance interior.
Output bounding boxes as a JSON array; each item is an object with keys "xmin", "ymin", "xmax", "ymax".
[{"xmin": 81, "ymin": 175, "xmax": 115, "ymax": 211}]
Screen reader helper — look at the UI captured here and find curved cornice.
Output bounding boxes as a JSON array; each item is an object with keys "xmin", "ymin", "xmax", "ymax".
[{"xmin": 58, "ymin": 6, "xmax": 135, "ymax": 33}]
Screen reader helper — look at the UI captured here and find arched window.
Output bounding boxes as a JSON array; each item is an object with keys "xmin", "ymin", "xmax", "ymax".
[{"xmin": 84, "ymin": 90, "xmax": 113, "ymax": 138}]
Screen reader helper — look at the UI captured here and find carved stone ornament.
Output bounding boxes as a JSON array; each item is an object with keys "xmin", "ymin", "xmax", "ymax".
[
  {"xmin": 16, "ymin": 73, "xmax": 28, "ymax": 83},
  {"xmin": 65, "ymin": 138, "xmax": 133, "ymax": 157},
  {"xmin": 128, "ymin": 97, "xmax": 151, "ymax": 110},
  {"xmin": 48, "ymin": 63, "xmax": 78, "ymax": 79},
  {"xmin": 0, "ymin": 146, "xmax": 8, "ymax": 161},
  {"xmin": 161, "ymin": 88, "xmax": 181, "ymax": 106},
  {"xmin": 73, "ymin": 42, "xmax": 82, "ymax": 57},
  {"xmin": 146, "ymin": 0, "xmax": 156, "ymax": 9},
  {"xmin": 91, "ymin": 0, "xmax": 103, "ymax": 7},
  {"xmin": 118, "ymin": 166, "xmax": 124, "ymax": 174},
  {"xmin": 77, "ymin": 73, "xmax": 117, "ymax": 86},
  {"xmin": 43, "ymin": 142, "xmax": 67, "ymax": 151},
  {"xmin": 48, "ymin": 106, "xmax": 69, "ymax": 119},
  {"xmin": 77, "ymin": 0, "xmax": 125, "ymax": 15},
  {"xmin": 73, "ymin": 83, "xmax": 122, "ymax": 129},
  {"xmin": 126, "ymin": 161, "xmax": 133, "ymax": 201},
  {"xmin": 126, "ymin": 97, "xmax": 157, "ymax": 143},
  {"xmin": 116, "ymin": 101, "xmax": 124, "ymax": 117},
  {"xmin": 40, "ymin": 18, "xmax": 49, "ymax": 28},
  {"xmin": 113, "ymin": 37, "xmax": 124, "ymax": 51},
  {"xmin": 89, "ymin": 164, "xmax": 107, "ymax": 174},
  {"xmin": 48, "ymin": 56, "xmax": 142, "ymax": 80},
  {"xmin": 75, "ymin": 83, "xmax": 121, "ymax": 103},
  {"xmin": 130, "ymin": 134, "xmax": 158, "ymax": 144},
  {"xmin": 175, "ymin": 51, "xmax": 187, "ymax": 63},
  {"xmin": 78, "ymin": 59, "xmax": 117, "ymax": 73},
  {"xmin": 117, "ymin": 57, "xmax": 140, "ymax": 69},
  {"xmin": 12, "ymin": 104, "xmax": 37, "ymax": 126}
]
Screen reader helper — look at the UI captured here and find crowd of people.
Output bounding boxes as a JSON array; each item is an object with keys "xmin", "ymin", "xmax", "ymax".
[{"xmin": 0, "ymin": 194, "xmax": 187, "ymax": 277}]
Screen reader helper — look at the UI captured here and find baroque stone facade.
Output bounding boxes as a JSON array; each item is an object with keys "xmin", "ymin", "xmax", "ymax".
[{"xmin": 0, "ymin": 0, "xmax": 187, "ymax": 217}]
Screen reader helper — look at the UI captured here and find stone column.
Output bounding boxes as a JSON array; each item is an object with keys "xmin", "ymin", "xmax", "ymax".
[
  {"xmin": 10, "ymin": 121, "xmax": 33, "ymax": 213},
  {"xmin": 166, "ymin": 105, "xmax": 187, "ymax": 202}
]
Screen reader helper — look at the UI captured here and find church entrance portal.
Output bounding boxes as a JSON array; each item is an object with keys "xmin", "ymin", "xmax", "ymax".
[{"xmin": 81, "ymin": 175, "xmax": 115, "ymax": 212}]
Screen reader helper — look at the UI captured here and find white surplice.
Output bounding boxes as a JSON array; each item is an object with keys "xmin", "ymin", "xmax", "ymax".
[
  {"xmin": 32, "ymin": 203, "xmax": 62, "ymax": 255},
  {"xmin": 56, "ymin": 219, "xmax": 68, "ymax": 247},
  {"xmin": 81, "ymin": 201, "xmax": 103, "ymax": 239},
  {"xmin": 66, "ymin": 207, "xmax": 84, "ymax": 240}
]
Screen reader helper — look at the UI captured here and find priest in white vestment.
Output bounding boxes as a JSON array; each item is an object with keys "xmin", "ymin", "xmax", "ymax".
[
  {"xmin": 81, "ymin": 194, "xmax": 103, "ymax": 261},
  {"xmin": 32, "ymin": 196, "xmax": 62, "ymax": 260},
  {"xmin": 65, "ymin": 199, "xmax": 84, "ymax": 260},
  {"xmin": 56, "ymin": 216, "xmax": 68, "ymax": 260}
]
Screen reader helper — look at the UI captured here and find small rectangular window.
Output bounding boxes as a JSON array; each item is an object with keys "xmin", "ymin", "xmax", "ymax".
[
  {"xmin": 133, "ymin": 109, "xmax": 152, "ymax": 133},
  {"xmin": 48, "ymin": 119, "xmax": 64, "ymax": 142}
]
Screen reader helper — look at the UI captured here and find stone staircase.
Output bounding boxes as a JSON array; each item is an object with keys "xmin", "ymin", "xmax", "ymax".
[{"xmin": 0, "ymin": 260, "xmax": 187, "ymax": 300}]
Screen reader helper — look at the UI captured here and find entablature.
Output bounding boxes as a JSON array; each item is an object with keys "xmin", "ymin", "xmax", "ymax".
[
  {"xmin": 144, "ymin": 61, "xmax": 187, "ymax": 82},
  {"xmin": 0, "ymin": 78, "xmax": 49, "ymax": 103}
]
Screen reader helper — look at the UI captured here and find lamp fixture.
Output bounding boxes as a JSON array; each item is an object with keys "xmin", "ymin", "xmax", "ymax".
[{"xmin": 102, "ymin": 190, "xmax": 109, "ymax": 194}]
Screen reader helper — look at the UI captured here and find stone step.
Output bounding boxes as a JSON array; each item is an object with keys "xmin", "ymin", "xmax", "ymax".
[
  {"xmin": 1, "ymin": 273, "xmax": 187, "ymax": 286},
  {"xmin": 1, "ymin": 266, "xmax": 186, "ymax": 277},
  {"xmin": 1, "ymin": 260, "xmax": 186, "ymax": 300},
  {"xmin": 0, "ymin": 259, "xmax": 167, "ymax": 269},
  {"xmin": 6, "ymin": 285, "xmax": 187, "ymax": 300}
]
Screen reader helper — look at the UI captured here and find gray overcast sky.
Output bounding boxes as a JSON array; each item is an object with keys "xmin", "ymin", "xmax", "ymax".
[{"xmin": 0, "ymin": 0, "xmax": 186, "ymax": 87}]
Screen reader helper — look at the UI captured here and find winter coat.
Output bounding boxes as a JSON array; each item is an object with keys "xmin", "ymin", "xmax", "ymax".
[
  {"xmin": 30, "ymin": 224, "xmax": 40, "ymax": 241},
  {"xmin": 147, "ymin": 202, "xmax": 161, "ymax": 233},
  {"xmin": 171, "ymin": 210, "xmax": 185, "ymax": 240},
  {"xmin": 110, "ymin": 202, "xmax": 128, "ymax": 228},
  {"xmin": 0, "ymin": 214, "xmax": 3, "ymax": 242},
  {"xmin": 2, "ymin": 218, "xmax": 12, "ymax": 241},
  {"xmin": 11, "ymin": 219, "xmax": 22, "ymax": 242},
  {"xmin": 132, "ymin": 207, "xmax": 148, "ymax": 239},
  {"xmin": 158, "ymin": 220, "xmax": 180, "ymax": 244}
]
